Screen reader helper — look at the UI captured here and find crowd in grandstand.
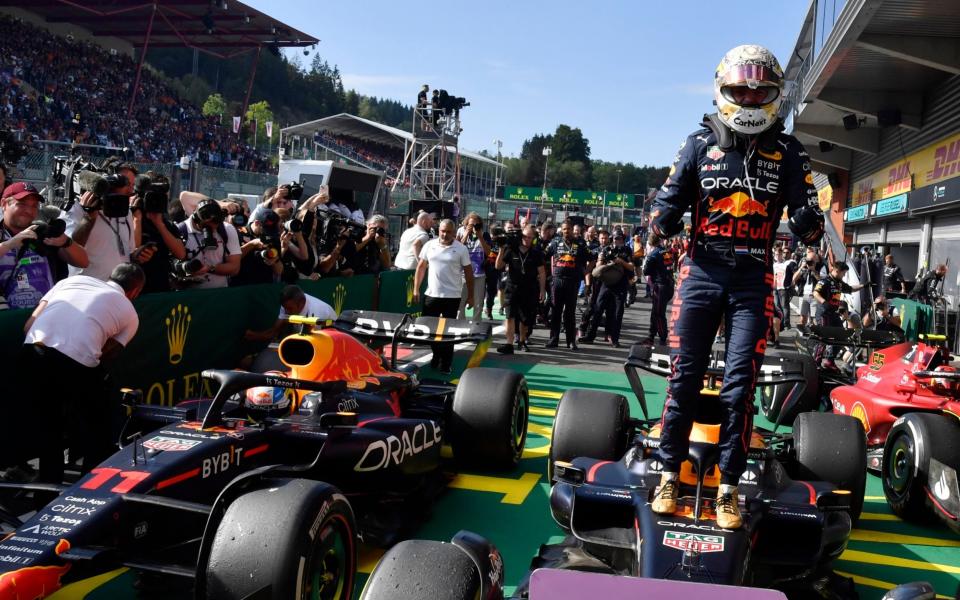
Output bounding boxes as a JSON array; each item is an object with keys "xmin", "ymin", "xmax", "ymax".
[{"xmin": 0, "ymin": 14, "xmax": 270, "ymax": 172}]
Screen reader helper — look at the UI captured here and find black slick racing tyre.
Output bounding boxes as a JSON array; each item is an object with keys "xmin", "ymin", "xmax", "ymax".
[
  {"xmin": 883, "ymin": 412, "xmax": 960, "ymax": 528},
  {"xmin": 793, "ymin": 412, "xmax": 867, "ymax": 523},
  {"xmin": 451, "ymin": 367, "xmax": 528, "ymax": 470},
  {"xmin": 549, "ymin": 388, "xmax": 630, "ymax": 482},
  {"xmin": 360, "ymin": 539, "xmax": 480, "ymax": 600},
  {"xmin": 204, "ymin": 479, "xmax": 356, "ymax": 600}
]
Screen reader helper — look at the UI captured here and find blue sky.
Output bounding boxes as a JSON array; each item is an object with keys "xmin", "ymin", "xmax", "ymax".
[{"xmin": 247, "ymin": 0, "xmax": 810, "ymax": 166}]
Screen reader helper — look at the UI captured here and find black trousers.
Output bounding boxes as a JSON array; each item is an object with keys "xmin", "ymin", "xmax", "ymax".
[
  {"xmin": 775, "ymin": 288, "xmax": 792, "ymax": 329},
  {"xmin": 587, "ymin": 284, "xmax": 628, "ymax": 342},
  {"xmin": 15, "ymin": 344, "xmax": 113, "ymax": 483},
  {"xmin": 649, "ymin": 282, "xmax": 674, "ymax": 344},
  {"xmin": 484, "ymin": 271, "xmax": 499, "ymax": 315},
  {"xmin": 550, "ymin": 276, "xmax": 581, "ymax": 344},
  {"xmin": 423, "ymin": 295, "xmax": 461, "ymax": 369}
]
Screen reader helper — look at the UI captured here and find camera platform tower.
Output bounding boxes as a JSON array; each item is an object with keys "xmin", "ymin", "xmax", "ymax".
[{"xmin": 395, "ymin": 101, "xmax": 463, "ymax": 204}]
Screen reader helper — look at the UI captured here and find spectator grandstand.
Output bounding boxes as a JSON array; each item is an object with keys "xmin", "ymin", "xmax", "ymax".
[{"xmin": 0, "ymin": 14, "xmax": 271, "ymax": 172}]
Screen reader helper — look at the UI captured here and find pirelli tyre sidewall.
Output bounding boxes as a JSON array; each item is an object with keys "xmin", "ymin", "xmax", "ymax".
[
  {"xmin": 451, "ymin": 367, "xmax": 529, "ymax": 470},
  {"xmin": 793, "ymin": 412, "xmax": 867, "ymax": 524},
  {"xmin": 883, "ymin": 412, "xmax": 960, "ymax": 530},
  {"xmin": 550, "ymin": 388, "xmax": 630, "ymax": 482},
  {"xmin": 204, "ymin": 478, "xmax": 357, "ymax": 600},
  {"xmin": 360, "ymin": 539, "xmax": 481, "ymax": 600}
]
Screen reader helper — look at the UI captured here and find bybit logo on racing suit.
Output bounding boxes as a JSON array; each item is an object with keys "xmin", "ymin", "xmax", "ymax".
[
  {"xmin": 706, "ymin": 192, "xmax": 769, "ymax": 218},
  {"xmin": 165, "ymin": 304, "xmax": 191, "ymax": 365},
  {"xmin": 333, "ymin": 283, "xmax": 347, "ymax": 315}
]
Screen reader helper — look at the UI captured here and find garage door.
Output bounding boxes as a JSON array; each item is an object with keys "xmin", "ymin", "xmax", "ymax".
[
  {"xmin": 886, "ymin": 220, "xmax": 922, "ymax": 244},
  {"xmin": 932, "ymin": 214, "xmax": 960, "ymax": 239},
  {"xmin": 853, "ymin": 224, "xmax": 882, "ymax": 244}
]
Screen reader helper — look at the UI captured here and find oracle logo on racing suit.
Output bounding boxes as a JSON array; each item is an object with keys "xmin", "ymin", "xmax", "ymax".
[
  {"xmin": 353, "ymin": 422, "xmax": 442, "ymax": 472},
  {"xmin": 701, "ymin": 176, "xmax": 779, "ymax": 194}
]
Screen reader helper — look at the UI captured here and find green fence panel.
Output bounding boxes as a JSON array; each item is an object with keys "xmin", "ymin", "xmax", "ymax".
[
  {"xmin": 891, "ymin": 298, "xmax": 935, "ymax": 342},
  {"xmin": 377, "ymin": 269, "xmax": 426, "ymax": 315}
]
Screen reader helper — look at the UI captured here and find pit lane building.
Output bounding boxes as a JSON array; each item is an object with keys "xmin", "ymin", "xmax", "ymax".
[{"xmin": 781, "ymin": 0, "xmax": 960, "ymax": 308}]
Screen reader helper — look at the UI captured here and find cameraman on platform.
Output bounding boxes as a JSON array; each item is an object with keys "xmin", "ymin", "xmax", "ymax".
[
  {"xmin": 230, "ymin": 207, "xmax": 285, "ymax": 286},
  {"xmin": 132, "ymin": 172, "xmax": 186, "ymax": 294},
  {"xmin": 354, "ymin": 214, "xmax": 392, "ymax": 275},
  {"xmin": 495, "ymin": 224, "xmax": 545, "ymax": 354},
  {"xmin": 1, "ymin": 182, "xmax": 88, "ymax": 309},
  {"xmin": 178, "ymin": 198, "xmax": 241, "ymax": 289}
]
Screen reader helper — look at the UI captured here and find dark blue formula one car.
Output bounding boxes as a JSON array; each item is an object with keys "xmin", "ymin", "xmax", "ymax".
[{"xmin": 0, "ymin": 311, "xmax": 529, "ymax": 599}]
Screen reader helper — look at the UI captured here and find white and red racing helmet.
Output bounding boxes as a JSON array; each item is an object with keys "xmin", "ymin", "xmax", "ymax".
[
  {"xmin": 245, "ymin": 371, "xmax": 294, "ymax": 416},
  {"xmin": 714, "ymin": 45, "xmax": 784, "ymax": 135}
]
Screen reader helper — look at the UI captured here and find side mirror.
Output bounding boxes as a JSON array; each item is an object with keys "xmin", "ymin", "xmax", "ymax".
[{"xmin": 881, "ymin": 582, "xmax": 935, "ymax": 600}]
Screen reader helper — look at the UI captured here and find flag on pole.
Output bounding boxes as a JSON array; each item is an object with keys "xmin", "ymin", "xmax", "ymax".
[
  {"xmin": 232, "ymin": 116, "xmax": 241, "ymax": 133},
  {"xmin": 265, "ymin": 121, "xmax": 273, "ymax": 138}
]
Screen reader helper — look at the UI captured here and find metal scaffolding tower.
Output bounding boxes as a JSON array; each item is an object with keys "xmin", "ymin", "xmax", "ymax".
[{"xmin": 397, "ymin": 103, "xmax": 462, "ymax": 203}]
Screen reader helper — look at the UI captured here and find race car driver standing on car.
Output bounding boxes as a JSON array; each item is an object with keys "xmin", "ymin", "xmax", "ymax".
[{"xmin": 648, "ymin": 45, "xmax": 824, "ymax": 530}]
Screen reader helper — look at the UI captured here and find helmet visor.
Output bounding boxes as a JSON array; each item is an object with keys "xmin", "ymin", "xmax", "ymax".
[
  {"xmin": 720, "ymin": 84, "xmax": 781, "ymax": 107},
  {"xmin": 719, "ymin": 63, "xmax": 782, "ymax": 88}
]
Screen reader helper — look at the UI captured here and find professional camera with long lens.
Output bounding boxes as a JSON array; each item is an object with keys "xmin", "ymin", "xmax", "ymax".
[
  {"xmin": 0, "ymin": 130, "xmax": 27, "ymax": 173},
  {"xmin": 24, "ymin": 205, "xmax": 67, "ymax": 250},
  {"xmin": 284, "ymin": 217, "xmax": 302, "ymax": 234},
  {"xmin": 491, "ymin": 226, "xmax": 521, "ymax": 250},
  {"xmin": 171, "ymin": 258, "xmax": 204, "ymax": 279},
  {"xmin": 316, "ymin": 207, "xmax": 365, "ymax": 246},
  {"xmin": 49, "ymin": 155, "xmax": 130, "ymax": 216},
  {"xmin": 134, "ymin": 175, "xmax": 170, "ymax": 214},
  {"xmin": 281, "ymin": 181, "xmax": 304, "ymax": 202}
]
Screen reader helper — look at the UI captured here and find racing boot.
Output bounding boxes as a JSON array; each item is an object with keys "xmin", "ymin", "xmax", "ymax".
[
  {"xmin": 716, "ymin": 484, "xmax": 742, "ymax": 530},
  {"xmin": 651, "ymin": 473, "xmax": 679, "ymax": 514}
]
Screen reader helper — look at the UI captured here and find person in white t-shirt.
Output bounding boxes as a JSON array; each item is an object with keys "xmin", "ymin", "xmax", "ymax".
[
  {"xmin": 16, "ymin": 263, "xmax": 144, "ymax": 483},
  {"xmin": 64, "ymin": 165, "xmax": 155, "ymax": 281},
  {"xmin": 413, "ymin": 219, "xmax": 473, "ymax": 374},
  {"xmin": 394, "ymin": 211, "xmax": 434, "ymax": 270},
  {"xmin": 178, "ymin": 198, "xmax": 242, "ymax": 289},
  {"xmin": 244, "ymin": 284, "xmax": 338, "ymax": 343}
]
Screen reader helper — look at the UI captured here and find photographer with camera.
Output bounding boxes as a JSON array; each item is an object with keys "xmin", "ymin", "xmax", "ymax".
[
  {"xmin": 0, "ymin": 182, "xmax": 88, "ymax": 310},
  {"xmin": 177, "ymin": 198, "xmax": 241, "ymax": 289},
  {"xmin": 862, "ymin": 295, "xmax": 904, "ymax": 334},
  {"xmin": 354, "ymin": 214, "xmax": 392, "ymax": 275},
  {"xmin": 315, "ymin": 208, "xmax": 363, "ymax": 278},
  {"xmin": 230, "ymin": 207, "xmax": 285, "ymax": 287},
  {"xmin": 580, "ymin": 231, "xmax": 634, "ymax": 347},
  {"xmin": 65, "ymin": 162, "xmax": 156, "ymax": 280},
  {"xmin": 792, "ymin": 247, "xmax": 823, "ymax": 332},
  {"xmin": 495, "ymin": 224, "xmax": 545, "ymax": 354},
  {"xmin": 457, "ymin": 212, "xmax": 491, "ymax": 319},
  {"xmin": 131, "ymin": 172, "xmax": 186, "ymax": 294}
]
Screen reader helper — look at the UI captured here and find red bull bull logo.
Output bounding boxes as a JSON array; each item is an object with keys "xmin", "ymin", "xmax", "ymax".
[
  {"xmin": 0, "ymin": 539, "xmax": 71, "ymax": 600},
  {"xmin": 707, "ymin": 192, "xmax": 768, "ymax": 217}
]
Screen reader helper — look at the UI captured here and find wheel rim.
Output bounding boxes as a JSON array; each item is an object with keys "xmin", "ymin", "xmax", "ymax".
[
  {"xmin": 884, "ymin": 433, "xmax": 915, "ymax": 500},
  {"xmin": 512, "ymin": 385, "xmax": 529, "ymax": 457},
  {"xmin": 306, "ymin": 515, "xmax": 352, "ymax": 600}
]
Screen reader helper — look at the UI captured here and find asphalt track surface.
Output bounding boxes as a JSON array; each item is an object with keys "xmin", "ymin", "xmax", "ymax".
[{"xmin": 50, "ymin": 295, "xmax": 960, "ymax": 599}]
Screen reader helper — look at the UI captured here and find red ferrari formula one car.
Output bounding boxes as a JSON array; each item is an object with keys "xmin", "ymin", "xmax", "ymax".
[{"xmin": 829, "ymin": 334, "xmax": 960, "ymax": 533}]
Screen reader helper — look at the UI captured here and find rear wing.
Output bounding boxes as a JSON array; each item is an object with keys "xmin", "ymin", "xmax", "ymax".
[
  {"xmin": 623, "ymin": 343, "xmax": 807, "ymax": 420},
  {"xmin": 332, "ymin": 310, "xmax": 492, "ymax": 345},
  {"xmin": 807, "ymin": 325, "xmax": 904, "ymax": 347}
]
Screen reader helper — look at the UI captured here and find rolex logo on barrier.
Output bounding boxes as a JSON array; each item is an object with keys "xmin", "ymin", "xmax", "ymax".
[
  {"xmin": 165, "ymin": 304, "xmax": 191, "ymax": 365},
  {"xmin": 333, "ymin": 284, "xmax": 347, "ymax": 315},
  {"xmin": 405, "ymin": 275, "xmax": 415, "ymax": 307}
]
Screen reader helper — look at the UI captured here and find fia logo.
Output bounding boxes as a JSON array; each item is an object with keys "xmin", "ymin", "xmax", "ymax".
[
  {"xmin": 165, "ymin": 304, "xmax": 191, "ymax": 365},
  {"xmin": 333, "ymin": 283, "xmax": 347, "ymax": 315}
]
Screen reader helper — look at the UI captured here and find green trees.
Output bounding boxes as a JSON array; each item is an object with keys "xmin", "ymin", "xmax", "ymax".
[{"xmin": 506, "ymin": 124, "xmax": 665, "ymax": 195}]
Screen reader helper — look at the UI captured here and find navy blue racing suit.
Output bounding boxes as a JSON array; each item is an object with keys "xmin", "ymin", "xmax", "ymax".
[
  {"xmin": 643, "ymin": 245, "xmax": 675, "ymax": 345},
  {"xmin": 650, "ymin": 115, "xmax": 821, "ymax": 485}
]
